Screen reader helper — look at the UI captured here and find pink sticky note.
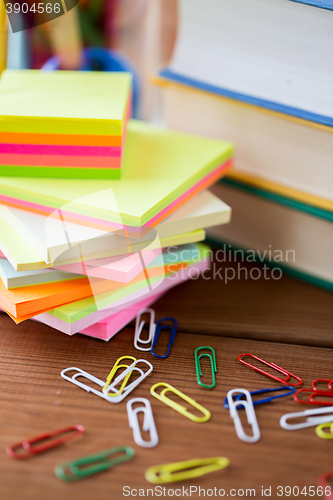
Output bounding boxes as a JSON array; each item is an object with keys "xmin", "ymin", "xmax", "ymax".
[
  {"xmin": 79, "ymin": 293, "xmax": 164, "ymax": 341},
  {"xmin": 56, "ymin": 248, "xmax": 160, "ymax": 283},
  {"xmin": 0, "ymin": 143, "xmax": 122, "ymax": 157}
]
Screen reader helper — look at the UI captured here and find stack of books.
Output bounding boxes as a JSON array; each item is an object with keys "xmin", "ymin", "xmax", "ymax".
[
  {"xmin": 155, "ymin": 0, "xmax": 333, "ymax": 290},
  {"xmin": 0, "ymin": 70, "xmax": 234, "ymax": 340},
  {"xmin": 0, "ymin": 70, "xmax": 132, "ymax": 179}
]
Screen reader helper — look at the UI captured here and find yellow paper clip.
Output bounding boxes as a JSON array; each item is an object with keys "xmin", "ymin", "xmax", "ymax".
[
  {"xmin": 103, "ymin": 356, "xmax": 136, "ymax": 397},
  {"xmin": 315, "ymin": 422, "xmax": 333, "ymax": 439},
  {"xmin": 150, "ymin": 382, "xmax": 211, "ymax": 423},
  {"xmin": 145, "ymin": 457, "xmax": 230, "ymax": 484}
]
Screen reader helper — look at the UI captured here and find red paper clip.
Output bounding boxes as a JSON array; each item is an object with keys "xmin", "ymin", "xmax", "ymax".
[
  {"xmin": 294, "ymin": 389, "xmax": 317, "ymax": 404},
  {"xmin": 295, "ymin": 380, "xmax": 333, "ymax": 405},
  {"xmin": 238, "ymin": 354, "xmax": 303, "ymax": 386},
  {"xmin": 317, "ymin": 471, "xmax": 333, "ymax": 500},
  {"xmin": 312, "ymin": 379, "xmax": 333, "ymax": 391},
  {"xmin": 310, "ymin": 391, "xmax": 333, "ymax": 406},
  {"xmin": 295, "ymin": 390, "xmax": 333, "ymax": 406},
  {"xmin": 6, "ymin": 425, "xmax": 85, "ymax": 460}
]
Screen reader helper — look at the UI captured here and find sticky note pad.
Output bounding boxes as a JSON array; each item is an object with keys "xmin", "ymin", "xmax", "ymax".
[
  {"xmin": 0, "ymin": 190, "xmax": 230, "ymax": 265},
  {"xmin": 0, "ymin": 119, "xmax": 234, "ymax": 232},
  {"xmin": 0, "ymin": 257, "xmax": 82, "ymax": 289},
  {"xmin": 40, "ymin": 244, "xmax": 208, "ymax": 325},
  {"xmin": 0, "ymin": 70, "xmax": 132, "ymax": 135},
  {"xmin": 34, "ymin": 292, "xmax": 164, "ymax": 339},
  {"xmin": 79, "ymin": 293, "xmax": 164, "ymax": 341},
  {"xmin": 0, "ymin": 259, "xmax": 175, "ymax": 320},
  {"xmin": 0, "ymin": 70, "xmax": 132, "ymax": 178},
  {"xmin": 33, "ymin": 245, "xmax": 210, "ymax": 335},
  {"xmin": 0, "ymin": 204, "xmax": 206, "ymax": 272}
]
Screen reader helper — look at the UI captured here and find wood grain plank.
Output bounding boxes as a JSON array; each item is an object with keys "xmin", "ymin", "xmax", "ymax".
[{"xmin": 151, "ymin": 248, "xmax": 333, "ymax": 347}]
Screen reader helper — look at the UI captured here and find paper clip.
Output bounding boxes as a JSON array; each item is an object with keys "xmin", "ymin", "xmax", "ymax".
[
  {"xmin": 223, "ymin": 386, "xmax": 295, "ymax": 409},
  {"xmin": 238, "ymin": 353, "xmax": 303, "ymax": 386},
  {"xmin": 311, "ymin": 391, "xmax": 333, "ymax": 405},
  {"xmin": 227, "ymin": 389, "xmax": 261, "ymax": 443},
  {"xmin": 293, "ymin": 379, "xmax": 333, "ymax": 404},
  {"xmin": 312, "ymin": 379, "xmax": 333, "ymax": 391},
  {"xmin": 317, "ymin": 471, "xmax": 333, "ymax": 500},
  {"xmin": 145, "ymin": 456, "xmax": 230, "ymax": 484},
  {"xmin": 6, "ymin": 425, "xmax": 85, "ymax": 460},
  {"xmin": 294, "ymin": 389, "xmax": 333, "ymax": 406},
  {"xmin": 134, "ymin": 309, "xmax": 156, "ymax": 351},
  {"xmin": 61, "ymin": 367, "xmax": 121, "ymax": 403},
  {"xmin": 102, "ymin": 356, "xmax": 137, "ymax": 396},
  {"xmin": 150, "ymin": 382, "xmax": 211, "ymax": 423},
  {"xmin": 55, "ymin": 446, "xmax": 135, "ymax": 482},
  {"xmin": 61, "ymin": 367, "xmax": 137, "ymax": 404},
  {"xmin": 280, "ymin": 406, "xmax": 333, "ymax": 430},
  {"xmin": 195, "ymin": 347, "xmax": 217, "ymax": 389},
  {"xmin": 127, "ymin": 398, "xmax": 158, "ymax": 448},
  {"xmin": 316, "ymin": 423, "xmax": 333, "ymax": 439},
  {"xmin": 151, "ymin": 317, "xmax": 178, "ymax": 358},
  {"xmin": 102, "ymin": 360, "xmax": 153, "ymax": 402}
]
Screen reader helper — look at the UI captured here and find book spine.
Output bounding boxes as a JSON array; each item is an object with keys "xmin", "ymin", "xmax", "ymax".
[
  {"xmin": 159, "ymin": 69, "xmax": 333, "ymax": 128},
  {"xmin": 289, "ymin": 0, "xmax": 333, "ymax": 12}
]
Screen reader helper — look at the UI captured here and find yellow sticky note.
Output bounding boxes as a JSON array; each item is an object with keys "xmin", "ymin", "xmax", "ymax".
[{"xmin": 0, "ymin": 70, "xmax": 132, "ymax": 135}]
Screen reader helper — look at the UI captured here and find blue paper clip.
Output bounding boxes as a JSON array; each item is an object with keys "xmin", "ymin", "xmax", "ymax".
[
  {"xmin": 224, "ymin": 386, "xmax": 296, "ymax": 409},
  {"xmin": 151, "ymin": 317, "xmax": 178, "ymax": 359}
]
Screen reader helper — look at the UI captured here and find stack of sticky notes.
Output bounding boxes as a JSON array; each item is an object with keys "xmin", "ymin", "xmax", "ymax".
[
  {"xmin": 0, "ymin": 119, "xmax": 233, "ymax": 234},
  {"xmin": 0, "ymin": 70, "xmax": 132, "ymax": 179},
  {"xmin": 0, "ymin": 90, "xmax": 234, "ymax": 340}
]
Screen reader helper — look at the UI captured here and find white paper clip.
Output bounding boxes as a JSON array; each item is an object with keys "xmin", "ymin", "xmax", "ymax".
[
  {"xmin": 61, "ymin": 366, "xmax": 146, "ymax": 404},
  {"xmin": 280, "ymin": 406, "xmax": 333, "ymax": 431},
  {"xmin": 60, "ymin": 367, "xmax": 125, "ymax": 403},
  {"xmin": 134, "ymin": 308, "xmax": 156, "ymax": 351},
  {"xmin": 102, "ymin": 360, "xmax": 153, "ymax": 402},
  {"xmin": 227, "ymin": 388, "xmax": 261, "ymax": 443},
  {"xmin": 127, "ymin": 397, "xmax": 159, "ymax": 448}
]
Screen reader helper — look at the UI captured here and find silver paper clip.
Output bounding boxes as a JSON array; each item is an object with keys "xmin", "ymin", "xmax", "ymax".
[
  {"xmin": 127, "ymin": 397, "xmax": 159, "ymax": 448},
  {"xmin": 227, "ymin": 388, "xmax": 261, "ymax": 443},
  {"xmin": 280, "ymin": 406, "xmax": 333, "ymax": 431},
  {"xmin": 134, "ymin": 309, "xmax": 156, "ymax": 351},
  {"xmin": 102, "ymin": 360, "xmax": 153, "ymax": 402}
]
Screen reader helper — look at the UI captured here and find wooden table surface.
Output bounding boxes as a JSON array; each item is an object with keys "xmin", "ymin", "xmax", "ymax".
[
  {"xmin": 1, "ymin": 255, "xmax": 333, "ymax": 500},
  {"xmin": 153, "ymin": 254, "xmax": 333, "ymax": 347}
]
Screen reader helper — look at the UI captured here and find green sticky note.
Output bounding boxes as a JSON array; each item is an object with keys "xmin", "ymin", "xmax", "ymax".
[
  {"xmin": 0, "ymin": 215, "xmax": 47, "ymax": 271},
  {"xmin": 0, "ymin": 165, "xmax": 122, "ymax": 179}
]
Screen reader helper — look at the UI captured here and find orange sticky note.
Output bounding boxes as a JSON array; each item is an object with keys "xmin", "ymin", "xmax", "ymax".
[{"xmin": 0, "ymin": 262, "xmax": 186, "ymax": 319}]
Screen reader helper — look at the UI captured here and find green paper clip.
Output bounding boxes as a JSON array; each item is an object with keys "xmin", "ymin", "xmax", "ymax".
[
  {"xmin": 54, "ymin": 446, "xmax": 135, "ymax": 482},
  {"xmin": 195, "ymin": 347, "xmax": 217, "ymax": 389}
]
